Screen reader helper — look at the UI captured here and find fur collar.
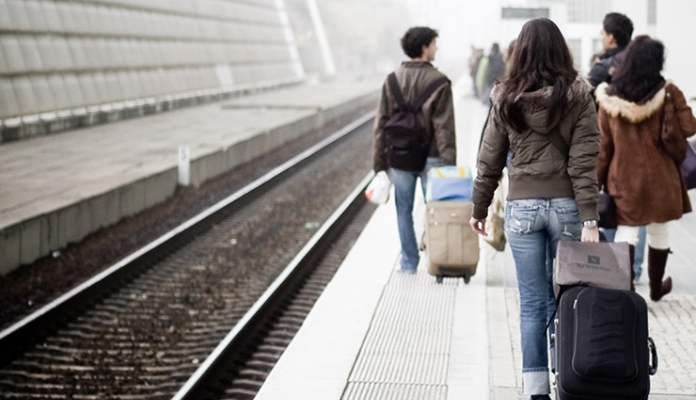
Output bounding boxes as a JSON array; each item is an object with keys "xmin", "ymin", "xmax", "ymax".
[{"xmin": 595, "ymin": 82, "xmax": 668, "ymax": 123}]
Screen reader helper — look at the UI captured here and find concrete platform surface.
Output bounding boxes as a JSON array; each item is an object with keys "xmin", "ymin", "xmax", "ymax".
[
  {"xmin": 256, "ymin": 82, "xmax": 696, "ymax": 399},
  {"xmin": 0, "ymin": 81, "xmax": 380, "ymax": 274}
]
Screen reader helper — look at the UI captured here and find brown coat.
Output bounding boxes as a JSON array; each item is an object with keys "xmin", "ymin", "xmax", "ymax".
[
  {"xmin": 372, "ymin": 62, "xmax": 456, "ymax": 172},
  {"xmin": 596, "ymin": 82, "xmax": 696, "ymax": 225},
  {"xmin": 473, "ymin": 77, "xmax": 600, "ymax": 221}
]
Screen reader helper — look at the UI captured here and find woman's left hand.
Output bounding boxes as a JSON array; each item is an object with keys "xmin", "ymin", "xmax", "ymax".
[
  {"xmin": 469, "ymin": 217, "xmax": 488, "ymax": 236},
  {"xmin": 581, "ymin": 227, "xmax": 600, "ymax": 243}
]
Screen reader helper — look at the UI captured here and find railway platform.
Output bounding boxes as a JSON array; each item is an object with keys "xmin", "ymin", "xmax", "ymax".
[
  {"xmin": 1, "ymin": 70, "xmax": 695, "ymax": 399},
  {"xmin": 0, "ymin": 81, "xmax": 379, "ymax": 274},
  {"xmin": 256, "ymin": 82, "xmax": 696, "ymax": 399}
]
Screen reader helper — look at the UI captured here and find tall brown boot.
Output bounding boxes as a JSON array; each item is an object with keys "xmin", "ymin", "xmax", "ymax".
[
  {"xmin": 648, "ymin": 247, "xmax": 672, "ymax": 301},
  {"xmin": 628, "ymin": 245, "xmax": 635, "ymax": 291}
]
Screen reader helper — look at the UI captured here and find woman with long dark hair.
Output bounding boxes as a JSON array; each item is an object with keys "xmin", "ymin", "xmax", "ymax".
[
  {"xmin": 470, "ymin": 18, "xmax": 600, "ymax": 399},
  {"xmin": 595, "ymin": 35, "xmax": 696, "ymax": 301}
]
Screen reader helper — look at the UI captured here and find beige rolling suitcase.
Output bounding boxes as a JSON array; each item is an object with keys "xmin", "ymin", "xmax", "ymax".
[{"xmin": 424, "ymin": 201, "xmax": 480, "ymax": 283}]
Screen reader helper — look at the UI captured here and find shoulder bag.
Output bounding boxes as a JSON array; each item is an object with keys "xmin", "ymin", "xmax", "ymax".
[
  {"xmin": 662, "ymin": 89, "xmax": 696, "ymax": 190},
  {"xmin": 682, "ymin": 140, "xmax": 696, "ymax": 190},
  {"xmin": 477, "ymin": 105, "xmax": 506, "ymax": 252}
]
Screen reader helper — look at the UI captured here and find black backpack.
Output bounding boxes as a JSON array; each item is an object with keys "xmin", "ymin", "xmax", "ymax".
[{"xmin": 384, "ymin": 73, "xmax": 449, "ymax": 171}]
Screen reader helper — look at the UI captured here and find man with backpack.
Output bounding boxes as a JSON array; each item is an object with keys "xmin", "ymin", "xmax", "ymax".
[{"xmin": 372, "ymin": 26, "xmax": 456, "ymax": 274}]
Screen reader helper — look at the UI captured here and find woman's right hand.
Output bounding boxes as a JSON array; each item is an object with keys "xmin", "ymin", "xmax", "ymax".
[
  {"xmin": 470, "ymin": 217, "xmax": 487, "ymax": 236},
  {"xmin": 581, "ymin": 227, "xmax": 600, "ymax": 243}
]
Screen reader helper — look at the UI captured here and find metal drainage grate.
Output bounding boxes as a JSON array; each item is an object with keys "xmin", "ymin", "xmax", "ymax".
[{"xmin": 344, "ymin": 269, "xmax": 460, "ymax": 398}]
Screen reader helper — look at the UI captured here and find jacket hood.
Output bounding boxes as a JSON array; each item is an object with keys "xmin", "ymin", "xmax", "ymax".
[
  {"xmin": 595, "ymin": 82, "xmax": 667, "ymax": 123},
  {"xmin": 490, "ymin": 77, "xmax": 592, "ymax": 134}
]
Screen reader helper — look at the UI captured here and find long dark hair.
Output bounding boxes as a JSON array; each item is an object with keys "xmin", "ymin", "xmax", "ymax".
[
  {"xmin": 498, "ymin": 18, "xmax": 577, "ymax": 132},
  {"xmin": 610, "ymin": 35, "xmax": 665, "ymax": 103}
]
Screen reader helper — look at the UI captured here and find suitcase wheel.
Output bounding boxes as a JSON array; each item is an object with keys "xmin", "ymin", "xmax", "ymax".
[
  {"xmin": 463, "ymin": 274, "xmax": 471, "ymax": 284},
  {"xmin": 436, "ymin": 275, "xmax": 444, "ymax": 284}
]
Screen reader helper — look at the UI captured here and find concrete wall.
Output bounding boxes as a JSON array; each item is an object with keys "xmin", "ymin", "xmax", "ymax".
[{"xmin": 0, "ymin": 0, "xmax": 306, "ymax": 139}]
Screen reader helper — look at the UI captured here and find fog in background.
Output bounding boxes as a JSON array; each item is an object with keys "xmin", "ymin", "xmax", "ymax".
[
  {"xmin": 299, "ymin": 1, "xmax": 511, "ymax": 83},
  {"xmin": 287, "ymin": 0, "xmax": 493, "ymax": 82},
  {"xmin": 288, "ymin": 0, "xmax": 696, "ymax": 100}
]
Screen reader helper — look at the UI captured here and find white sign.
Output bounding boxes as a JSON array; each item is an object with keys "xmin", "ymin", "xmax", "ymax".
[{"xmin": 178, "ymin": 146, "xmax": 190, "ymax": 186}]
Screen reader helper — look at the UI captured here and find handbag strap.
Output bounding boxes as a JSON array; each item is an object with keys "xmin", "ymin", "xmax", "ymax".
[
  {"xmin": 477, "ymin": 103, "xmax": 494, "ymax": 156},
  {"xmin": 547, "ymin": 124, "xmax": 569, "ymax": 159},
  {"xmin": 661, "ymin": 89, "xmax": 688, "ymax": 164}
]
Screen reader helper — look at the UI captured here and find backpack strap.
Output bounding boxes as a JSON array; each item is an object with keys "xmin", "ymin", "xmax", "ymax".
[
  {"xmin": 388, "ymin": 73, "xmax": 449, "ymax": 112},
  {"xmin": 547, "ymin": 124, "xmax": 570, "ymax": 159},
  {"xmin": 387, "ymin": 73, "xmax": 407, "ymax": 110},
  {"xmin": 413, "ymin": 77, "xmax": 450, "ymax": 111}
]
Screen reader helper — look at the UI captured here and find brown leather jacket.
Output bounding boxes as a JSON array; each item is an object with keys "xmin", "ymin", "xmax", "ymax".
[
  {"xmin": 372, "ymin": 62, "xmax": 456, "ymax": 172},
  {"xmin": 473, "ymin": 77, "xmax": 600, "ymax": 222}
]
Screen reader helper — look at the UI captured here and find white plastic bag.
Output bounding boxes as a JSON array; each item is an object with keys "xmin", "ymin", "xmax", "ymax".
[{"xmin": 365, "ymin": 171, "xmax": 392, "ymax": 204}]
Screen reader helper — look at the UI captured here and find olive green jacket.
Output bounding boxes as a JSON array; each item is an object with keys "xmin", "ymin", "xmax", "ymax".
[{"xmin": 472, "ymin": 77, "xmax": 600, "ymax": 222}]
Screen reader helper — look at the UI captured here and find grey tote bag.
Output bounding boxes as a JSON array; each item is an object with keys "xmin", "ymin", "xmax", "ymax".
[{"xmin": 553, "ymin": 241, "xmax": 632, "ymax": 298}]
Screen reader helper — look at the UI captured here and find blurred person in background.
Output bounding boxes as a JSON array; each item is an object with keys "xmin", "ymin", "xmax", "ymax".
[
  {"xmin": 474, "ymin": 49, "xmax": 489, "ymax": 104},
  {"xmin": 588, "ymin": 12, "xmax": 634, "ymax": 87},
  {"xmin": 589, "ymin": 52, "xmax": 602, "ymax": 68},
  {"xmin": 588, "ymin": 12, "xmax": 646, "ymax": 283},
  {"xmin": 595, "ymin": 35, "xmax": 696, "ymax": 301},
  {"xmin": 480, "ymin": 43, "xmax": 506, "ymax": 106},
  {"xmin": 469, "ymin": 45, "xmax": 484, "ymax": 98},
  {"xmin": 470, "ymin": 18, "xmax": 600, "ymax": 400}
]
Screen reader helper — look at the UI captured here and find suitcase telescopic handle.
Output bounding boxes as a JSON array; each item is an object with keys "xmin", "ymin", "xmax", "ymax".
[{"xmin": 648, "ymin": 337, "xmax": 658, "ymax": 375}]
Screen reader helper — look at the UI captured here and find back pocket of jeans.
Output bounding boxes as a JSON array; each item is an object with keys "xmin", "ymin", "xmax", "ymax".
[{"xmin": 506, "ymin": 202, "xmax": 538, "ymax": 234}]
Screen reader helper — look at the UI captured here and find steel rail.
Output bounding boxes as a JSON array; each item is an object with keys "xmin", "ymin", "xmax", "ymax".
[{"xmin": 171, "ymin": 170, "xmax": 375, "ymax": 400}]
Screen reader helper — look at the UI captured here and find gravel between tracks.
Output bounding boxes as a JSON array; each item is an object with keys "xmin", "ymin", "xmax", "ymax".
[{"xmin": 0, "ymin": 111, "xmax": 371, "ymax": 331}]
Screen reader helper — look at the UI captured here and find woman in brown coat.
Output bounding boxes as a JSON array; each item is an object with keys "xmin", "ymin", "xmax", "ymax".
[{"xmin": 595, "ymin": 35, "xmax": 696, "ymax": 301}]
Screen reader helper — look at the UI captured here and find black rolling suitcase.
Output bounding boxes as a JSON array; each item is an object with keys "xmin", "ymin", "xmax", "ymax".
[{"xmin": 554, "ymin": 286, "xmax": 658, "ymax": 400}]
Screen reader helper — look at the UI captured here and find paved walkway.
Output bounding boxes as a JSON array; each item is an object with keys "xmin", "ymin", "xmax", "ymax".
[
  {"xmin": 256, "ymin": 77, "xmax": 696, "ymax": 399},
  {"xmin": 0, "ymin": 81, "xmax": 379, "ymax": 274}
]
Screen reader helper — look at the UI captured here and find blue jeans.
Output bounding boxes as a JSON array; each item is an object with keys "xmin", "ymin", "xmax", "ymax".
[
  {"xmin": 601, "ymin": 226, "xmax": 646, "ymax": 279},
  {"xmin": 388, "ymin": 157, "xmax": 441, "ymax": 272},
  {"xmin": 505, "ymin": 198, "xmax": 582, "ymax": 395}
]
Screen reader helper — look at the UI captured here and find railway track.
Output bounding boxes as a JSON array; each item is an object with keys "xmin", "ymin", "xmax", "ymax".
[{"xmin": 0, "ymin": 113, "xmax": 377, "ymax": 399}]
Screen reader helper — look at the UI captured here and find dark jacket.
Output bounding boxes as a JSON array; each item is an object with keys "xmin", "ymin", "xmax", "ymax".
[
  {"xmin": 588, "ymin": 47, "xmax": 624, "ymax": 87},
  {"xmin": 472, "ymin": 77, "xmax": 600, "ymax": 221},
  {"xmin": 595, "ymin": 82, "xmax": 696, "ymax": 225},
  {"xmin": 373, "ymin": 62, "xmax": 456, "ymax": 172},
  {"xmin": 485, "ymin": 52, "xmax": 506, "ymax": 87}
]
